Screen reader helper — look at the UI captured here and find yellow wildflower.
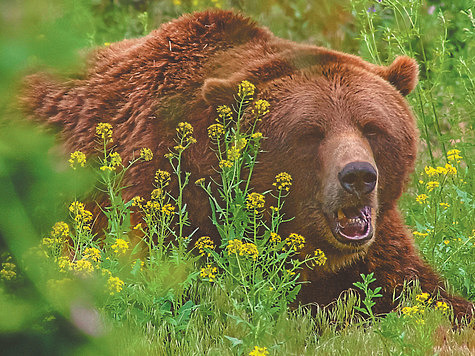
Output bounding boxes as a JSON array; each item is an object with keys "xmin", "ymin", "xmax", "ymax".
[
  {"xmin": 238, "ymin": 80, "xmax": 255, "ymax": 100},
  {"xmin": 95, "ymin": 123, "xmax": 113, "ymax": 141},
  {"xmin": 161, "ymin": 204, "xmax": 175, "ymax": 216},
  {"xmin": 252, "ymin": 99, "xmax": 270, "ymax": 117},
  {"xmin": 195, "ymin": 236, "xmax": 215, "ymax": 257},
  {"xmin": 416, "ymin": 293, "xmax": 430, "ymax": 303},
  {"xmin": 164, "ymin": 153, "xmax": 174, "ymax": 159},
  {"xmin": 443, "ymin": 240, "xmax": 449, "ymax": 245},
  {"xmin": 314, "ymin": 249, "xmax": 327, "ymax": 266},
  {"xmin": 150, "ymin": 188, "xmax": 163, "ymax": 200},
  {"xmin": 195, "ymin": 178, "xmax": 205, "ymax": 186},
  {"xmin": 111, "ymin": 238, "xmax": 129, "ymax": 256},
  {"xmin": 249, "ymin": 346, "xmax": 269, "ymax": 356},
  {"xmin": 435, "ymin": 301, "xmax": 449, "ymax": 313},
  {"xmin": 444, "ymin": 163, "xmax": 457, "ymax": 175},
  {"xmin": 51, "ymin": 221, "xmax": 69, "ymax": 239},
  {"xmin": 107, "ymin": 276, "xmax": 124, "ymax": 295},
  {"xmin": 413, "ymin": 231, "xmax": 429, "ymax": 237},
  {"xmin": 426, "ymin": 181, "xmax": 439, "ymax": 192},
  {"xmin": 235, "ymin": 137, "xmax": 247, "ymax": 151},
  {"xmin": 273, "ymin": 172, "xmax": 292, "ymax": 192},
  {"xmin": 226, "ymin": 239, "xmax": 243, "ymax": 255},
  {"xmin": 140, "ymin": 148, "xmax": 153, "ymax": 161},
  {"xmin": 439, "ymin": 202, "xmax": 450, "ymax": 209},
  {"xmin": 227, "ymin": 146, "xmax": 241, "ymax": 162},
  {"xmin": 57, "ymin": 256, "xmax": 71, "ymax": 272},
  {"xmin": 246, "ymin": 192, "xmax": 265, "ymax": 214},
  {"xmin": 154, "ymin": 170, "xmax": 171, "ymax": 187},
  {"xmin": 416, "ymin": 194, "xmax": 428, "ymax": 204},
  {"xmin": 200, "ymin": 264, "xmax": 218, "ymax": 281},
  {"xmin": 285, "ymin": 233, "xmax": 305, "ymax": 251},
  {"xmin": 216, "ymin": 105, "xmax": 233, "ymax": 122},
  {"xmin": 207, "ymin": 123, "xmax": 225, "ymax": 140},
  {"xmin": 0, "ymin": 262, "xmax": 16, "ymax": 281},
  {"xmin": 71, "ymin": 259, "xmax": 94, "ymax": 276},
  {"xmin": 131, "ymin": 196, "xmax": 144, "ymax": 207},
  {"xmin": 133, "ymin": 223, "xmax": 142, "ymax": 230},
  {"xmin": 219, "ymin": 160, "xmax": 233, "ymax": 169},
  {"xmin": 424, "ymin": 166, "xmax": 438, "ymax": 177},
  {"xmin": 83, "ymin": 247, "xmax": 101, "ymax": 262},
  {"xmin": 241, "ymin": 242, "xmax": 259, "ymax": 260},
  {"xmin": 251, "ymin": 132, "xmax": 263, "ymax": 140},
  {"xmin": 447, "ymin": 149, "xmax": 462, "ymax": 163},
  {"xmin": 270, "ymin": 232, "xmax": 281, "ymax": 244},
  {"xmin": 68, "ymin": 151, "xmax": 86, "ymax": 170},
  {"xmin": 69, "ymin": 201, "xmax": 93, "ymax": 225}
]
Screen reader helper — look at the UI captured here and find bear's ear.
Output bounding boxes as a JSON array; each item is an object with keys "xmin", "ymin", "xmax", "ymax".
[
  {"xmin": 378, "ymin": 56, "xmax": 419, "ymax": 96},
  {"xmin": 202, "ymin": 77, "xmax": 237, "ymax": 106}
]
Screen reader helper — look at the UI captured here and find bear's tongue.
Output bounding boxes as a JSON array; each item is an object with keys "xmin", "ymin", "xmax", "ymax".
[{"xmin": 336, "ymin": 206, "xmax": 371, "ymax": 240}]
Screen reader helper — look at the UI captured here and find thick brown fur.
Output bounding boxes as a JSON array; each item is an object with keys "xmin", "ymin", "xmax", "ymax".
[{"xmin": 20, "ymin": 10, "xmax": 472, "ymax": 320}]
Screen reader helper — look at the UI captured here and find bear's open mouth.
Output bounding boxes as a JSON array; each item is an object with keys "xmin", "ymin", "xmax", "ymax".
[{"xmin": 328, "ymin": 206, "xmax": 373, "ymax": 244}]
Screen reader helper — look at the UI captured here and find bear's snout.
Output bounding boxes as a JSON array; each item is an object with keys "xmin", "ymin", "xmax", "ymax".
[{"xmin": 338, "ymin": 161, "xmax": 377, "ymax": 197}]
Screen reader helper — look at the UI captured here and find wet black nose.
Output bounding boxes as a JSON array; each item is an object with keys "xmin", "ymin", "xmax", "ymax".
[{"xmin": 338, "ymin": 161, "xmax": 377, "ymax": 196}]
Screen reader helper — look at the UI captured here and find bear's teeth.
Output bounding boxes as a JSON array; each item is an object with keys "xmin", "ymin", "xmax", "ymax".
[{"xmin": 337, "ymin": 208, "xmax": 345, "ymax": 220}]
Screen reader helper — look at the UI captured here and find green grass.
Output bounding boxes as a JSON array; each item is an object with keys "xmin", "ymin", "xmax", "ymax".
[{"xmin": 0, "ymin": 0, "xmax": 473, "ymax": 355}]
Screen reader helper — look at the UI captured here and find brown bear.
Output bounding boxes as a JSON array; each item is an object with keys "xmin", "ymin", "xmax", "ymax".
[{"xmin": 21, "ymin": 10, "xmax": 472, "ymax": 319}]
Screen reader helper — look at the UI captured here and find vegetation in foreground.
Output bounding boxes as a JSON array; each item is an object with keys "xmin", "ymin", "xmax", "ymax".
[{"xmin": 0, "ymin": 0, "xmax": 473, "ymax": 355}]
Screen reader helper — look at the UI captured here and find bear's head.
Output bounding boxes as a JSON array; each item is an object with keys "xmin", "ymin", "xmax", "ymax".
[{"xmin": 202, "ymin": 50, "xmax": 419, "ymax": 272}]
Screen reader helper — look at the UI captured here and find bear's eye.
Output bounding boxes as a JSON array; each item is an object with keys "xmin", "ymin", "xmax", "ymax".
[{"xmin": 362, "ymin": 124, "xmax": 381, "ymax": 138}]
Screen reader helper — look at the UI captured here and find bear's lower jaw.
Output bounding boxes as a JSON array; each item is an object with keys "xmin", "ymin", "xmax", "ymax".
[{"xmin": 326, "ymin": 205, "xmax": 374, "ymax": 245}]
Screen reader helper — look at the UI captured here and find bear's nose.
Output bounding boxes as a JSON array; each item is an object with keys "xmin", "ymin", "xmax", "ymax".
[{"xmin": 338, "ymin": 161, "xmax": 377, "ymax": 196}]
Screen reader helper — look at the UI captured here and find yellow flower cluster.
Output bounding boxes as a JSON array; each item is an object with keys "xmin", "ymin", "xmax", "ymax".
[
  {"xmin": 101, "ymin": 152, "xmax": 122, "ymax": 171},
  {"xmin": 273, "ymin": 172, "xmax": 292, "ymax": 192},
  {"xmin": 227, "ymin": 146, "xmax": 241, "ymax": 162},
  {"xmin": 69, "ymin": 201, "xmax": 93, "ymax": 228},
  {"xmin": 195, "ymin": 178, "xmax": 205, "ymax": 186},
  {"xmin": 111, "ymin": 238, "xmax": 129, "ymax": 256},
  {"xmin": 217, "ymin": 105, "xmax": 233, "ymax": 121},
  {"xmin": 155, "ymin": 170, "xmax": 171, "ymax": 187},
  {"xmin": 251, "ymin": 132, "xmax": 263, "ymax": 140},
  {"xmin": 200, "ymin": 264, "xmax": 218, "ymax": 281},
  {"xmin": 151, "ymin": 188, "xmax": 163, "ymax": 200},
  {"xmin": 83, "ymin": 247, "xmax": 101, "ymax": 262},
  {"xmin": 252, "ymin": 99, "xmax": 270, "ymax": 117},
  {"xmin": 314, "ymin": 249, "xmax": 327, "ymax": 266},
  {"xmin": 0, "ymin": 262, "xmax": 16, "ymax": 281},
  {"xmin": 207, "ymin": 123, "xmax": 225, "ymax": 140},
  {"xmin": 107, "ymin": 276, "xmax": 125, "ymax": 295},
  {"xmin": 195, "ymin": 236, "xmax": 215, "ymax": 257},
  {"xmin": 439, "ymin": 202, "xmax": 450, "ymax": 209},
  {"xmin": 447, "ymin": 149, "xmax": 462, "ymax": 163},
  {"xmin": 238, "ymin": 80, "xmax": 255, "ymax": 100},
  {"xmin": 246, "ymin": 192, "xmax": 265, "ymax": 214},
  {"xmin": 226, "ymin": 239, "xmax": 259, "ymax": 260},
  {"xmin": 413, "ymin": 231, "xmax": 429, "ymax": 238},
  {"xmin": 140, "ymin": 148, "xmax": 153, "ymax": 161},
  {"xmin": 285, "ymin": 233, "xmax": 305, "ymax": 251},
  {"xmin": 415, "ymin": 292, "xmax": 431, "ymax": 304},
  {"xmin": 219, "ymin": 160, "xmax": 233, "ymax": 169},
  {"xmin": 249, "ymin": 346, "xmax": 269, "ymax": 356},
  {"xmin": 96, "ymin": 122, "xmax": 113, "ymax": 141},
  {"xmin": 416, "ymin": 194, "xmax": 428, "ymax": 204},
  {"xmin": 435, "ymin": 301, "xmax": 449, "ymax": 313},
  {"xmin": 161, "ymin": 203, "xmax": 175, "ymax": 216},
  {"xmin": 131, "ymin": 196, "xmax": 145, "ymax": 207},
  {"xmin": 68, "ymin": 151, "xmax": 86, "ymax": 170},
  {"xmin": 176, "ymin": 122, "xmax": 197, "ymax": 146},
  {"xmin": 426, "ymin": 181, "xmax": 439, "ymax": 192},
  {"xmin": 71, "ymin": 259, "xmax": 95, "ymax": 276},
  {"xmin": 269, "ymin": 232, "xmax": 281, "ymax": 244},
  {"xmin": 51, "ymin": 221, "xmax": 70, "ymax": 239},
  {"xmin": 424, "ymin": 163, "xmax": 457, "ymax": 177}
]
